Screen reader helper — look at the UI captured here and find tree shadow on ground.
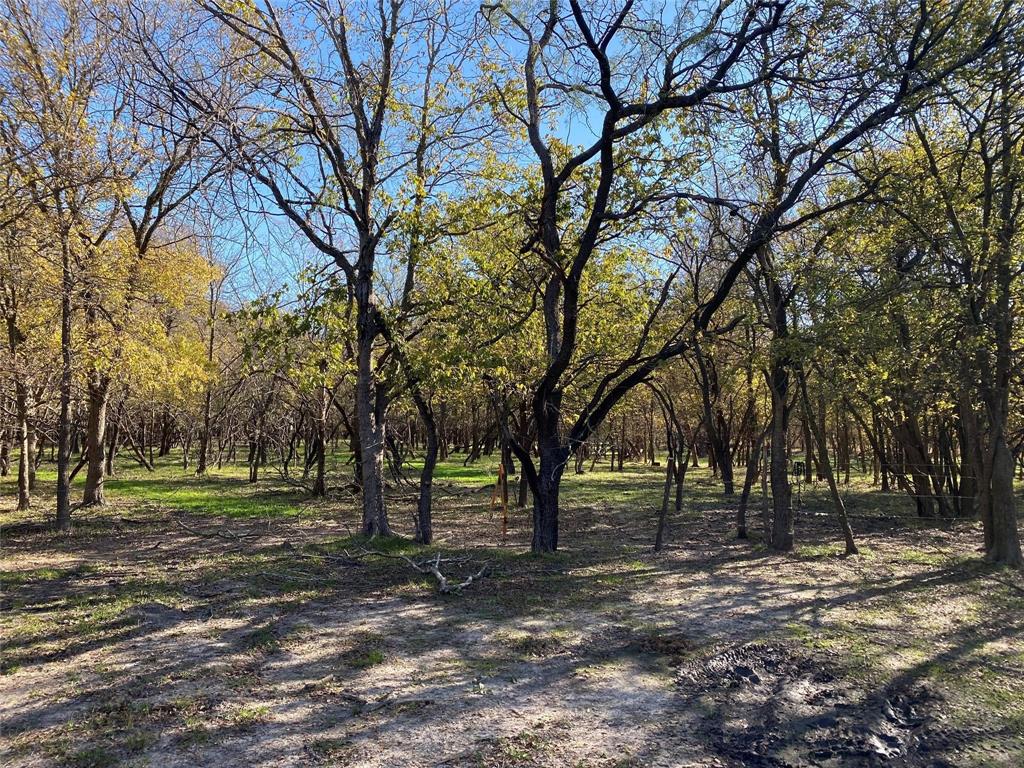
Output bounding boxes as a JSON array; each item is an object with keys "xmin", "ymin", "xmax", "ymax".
[{"xmin": 1, "ymin": 485, "xmax": 1022, "ymax": 767}]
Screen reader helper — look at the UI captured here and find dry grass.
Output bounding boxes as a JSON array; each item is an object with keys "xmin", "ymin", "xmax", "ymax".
[{"xmin": 1, "ymin": 456, "xmax": 1022, "ymax": 767}]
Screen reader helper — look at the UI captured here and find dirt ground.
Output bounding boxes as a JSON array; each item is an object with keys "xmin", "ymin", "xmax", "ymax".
[{"xmin": 2, "ymin": 477, "xmax": 1023, "ymax": 768}]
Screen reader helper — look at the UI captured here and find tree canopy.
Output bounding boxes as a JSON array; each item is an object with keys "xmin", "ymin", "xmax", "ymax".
[{"xmin": 0, "ymin": 0, "xmax": 1021, "ymax": 567}]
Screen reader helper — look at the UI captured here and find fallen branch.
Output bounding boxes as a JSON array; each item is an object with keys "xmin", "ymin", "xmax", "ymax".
[
  {"xmin": 358, "ymin": 693, "xmax": 434, "ymax": 715},
  {"xmin": 305, "ymin": 685, "xmax": 434, "ymax": 715},
  {"xmin": 349, "ymin": 548, "xmax": 491, "ymax": 594},
  {"xmin": 419, "ymin": 552, "xmax": 491, "ymax": 594},
  {"xmin": 258, "ymin": 569, "xmax": 321, "ymax": 584},
  {"xmin": 285, "ymin": 545, "xmax": 364, "ymax": 568},
  {"xmin": 171, "ymin": 516, "xmax": 251, "ymax": 541}
]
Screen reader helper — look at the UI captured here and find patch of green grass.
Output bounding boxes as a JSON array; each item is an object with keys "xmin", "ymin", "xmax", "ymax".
[
  {"xmin": 621, "ymin": 559, "xmax": 649, "ymax": 571},
  {"xmin": 0, "ymin": 449, "xmax": 325, "ymax": 520},
  {"xmin": 560, "ymin": 466, "xmax": 664, "ymax": 509},
  {"xmin": 178, "ymin": 724, "xmax": 215, "ymax": 747},
  {"xmin": 463, "ymin": 657, "xmax": 505, "ymax": 675},
  {"xmin": 0, "ymin": 573, "xmax": 188, "ymax": 673},
  {"xmin": 476, "ymin": 545, "xmax": 526, "ymax": 562},
  {"xmin": 65, "ymin": 746, "xmax": 119, "ymax": 768},
  {"xmin": 106, "ymin": 476, "xmax": 309, "ymax": 519},
  {"xmin": 523, "ymin": 549, "xmax": 573, "ymax": 564},
  {"xmin": 342, "ymin": 631, "xmax": 388, "ymax": 669},
  {"xmin": 795, "ymin": 543, "xmax": 843, "ymax": 558},
  {"xmin": 940, "ymin": 656, "xmax": 1024, "ymax": 733},
  {"xmin": 352, "ymin": 651, "xmax": 385, "ymax": 667},
  {"xmin": 121, "ymin": 730, "xmax": 154, "ymax": 753},
  {"xmin": 432, "ymin": 461, "xmax": 499, "ymax": 484},
  {"xmin": 783, "ymin": 620, "xmax": 880, "ymax": 676},
  {"xmin": 472, "ymin": 721, "xmax": 572, "ymax": 765},
  {"xmin": 42, "ymin": 697, "xmax": 161, "ymax": 768},
  {"xmin": 226, "ymin": 703, "xmax": 271, "ymax": 728},
  {"xmin": 350, "ymin": 648, "xmax": 385, "ymax": 668},
  {"xmin": 898, "ymin": 548, "xmax": 947, "ymax": 566},
  {"xmin": 327, "ymin": 534, "xmax": 423, "ymax": 556},
  {"xmin": 87, "ymin": 698, "xmax": 155, "ymax": 731},
  {"xmin": 243, "ymin": 626, "xmax": 281, "ymax": 654},
  {"xmin": 607, "ymin": 757, "xmax": 645, "ymax": 768},
  {"xmin": 0, "ymin": 566, "xmax": 67, "ymax": 587},
  {"xmin": 494, "ymin": 629, "xmax": 564, "ymax": 658}
]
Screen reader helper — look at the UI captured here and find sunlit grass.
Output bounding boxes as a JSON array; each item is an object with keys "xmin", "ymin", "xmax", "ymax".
[{"xmin": 4, "ymin": 447, "xmax": 1020, "ymax": 527}]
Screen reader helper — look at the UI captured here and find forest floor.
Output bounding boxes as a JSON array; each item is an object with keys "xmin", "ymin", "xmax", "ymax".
[{"xmin": 1, "ymin": 457, "xmax": 1023, "ymax": 768}]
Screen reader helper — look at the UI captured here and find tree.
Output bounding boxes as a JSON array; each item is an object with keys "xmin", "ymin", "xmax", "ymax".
[
  {"xmin": 482, "ymin": 0, "xmax": 1009, "ymax": 552},
  {"xmin": 0, "ymin": 0, "xmax": 123, "ymax": 529},
  {"xmin": 909, "ymin": 57, "xmax": 1024, "ymax": 566},
  {"xmin": 0, "ymin": 201, "xmax": 58, "ymax": 510},
  {"xmin": 137, "ymin": 0, "xmax": 489, "ymax": 537}
]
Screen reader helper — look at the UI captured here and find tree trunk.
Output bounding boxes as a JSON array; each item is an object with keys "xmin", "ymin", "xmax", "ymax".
[
  {"xmin": 713, "ymin": 426, "xmax": 734, "ymax": 495},
  {"xmin": 355, "ymin": 271, "xmax": 390, "ymax": 538},
  {"xmin": 311, "ymin": 383, "xmax": 328, "ymax": 497},
  {"xmin": 311, "ymin": 427, "xmax": 327, "ymax": 497},
  {"xmin": 988, "ymin": 432, "xmax": 1022, "ymax": 566},
  {"xmin": 345, "ymin": 416, "xmax": 363, "ymax": 489},
  {"xmin": 761, "ymin": 249, "xmax": 794, "ymax": 549},
  {"xmin": 196, "ymin": 275, "xmax": 218, "ymax": 476},
  {"xmin": 802, "ymin": 415, "xmax": 814, "ymax": 483},
  {"xmin": 11, "ymin": 381, "xmax": 32, "ymax": 510},
  {"xmin": 55, "ymin": 240, "xmax": 73, "ymax": 532},
  {"xmin": 647, "ymin": 398, "xmax": 656, "ymax": 465},
  {"xmin": 654, "ymin": 454, "xmax": 675, "ymax": 552},
  {"xmin": 182, "ymin": 432, "xmax": 192, "ymax": 471},
  {"xmin": 159, "ymin": 408, "xmax": 174, "ymax": 457},
  {"xmin": 982, "ymin": 75, "xmax": 1022, "ymax": 567},
  {"xmin": 800, "ymin": 372, "xmax": 857, "ymax": 555},
  {"xmin": 196, "ymin": 389, "xmax": 213, "ymax": 477},
  {"xmin": 16, "ymin": 433, "xmax": 31, "ymax": 510},
  {"xmin": 674, "ymin": 458, "xmax": 685, "ymax": 511},
  {"xmin": 617, "ymin": 413, "xmax": 626, "ymax": 471},
  {"xmin": 414, "ymin": 393, "xmax": 438, "ymax": 545},
  {"xmin": 760, "ymin": 443, "xmax": 772, "ymax": 539},
  {"xmin": 104, "ymin": 415, "xmax": 119, "ymax": 477},
  {"xmin": 768, "ymin": 358, "xmax": 793, "ymax": 551},
  {"xmin": 248, "ymin": 438, "xmax": 259, "ymax": 483},
  {"xmin": 532, "ymin": 433, "xmax": 566, "ymax": 553},
  {"xmin": 82, "ymin": 373, "xmax": 110, "ymax": 506},
  {"xmin": 737, "ymin": 426, "xmax": 769, "ymax": 540}
]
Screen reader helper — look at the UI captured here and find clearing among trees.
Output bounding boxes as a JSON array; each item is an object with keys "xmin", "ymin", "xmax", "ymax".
[
  {"xmin": 2, "ymin": 1, "xmax": 1024, "ymax": 766},
  {"xmin": 2, "ymin": 460, "xmax": 1022, "ymax": 767}
]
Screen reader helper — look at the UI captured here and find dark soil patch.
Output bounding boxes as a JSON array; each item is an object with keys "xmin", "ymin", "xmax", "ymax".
[{"xmin": 677, "ymin": 641, "xmax": 987, "ymax": 767}]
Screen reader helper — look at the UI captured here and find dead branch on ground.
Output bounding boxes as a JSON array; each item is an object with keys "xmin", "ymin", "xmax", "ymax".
[{"xmin": 347, "ymin": 548, "xmax": 491, "ymax": 594}]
